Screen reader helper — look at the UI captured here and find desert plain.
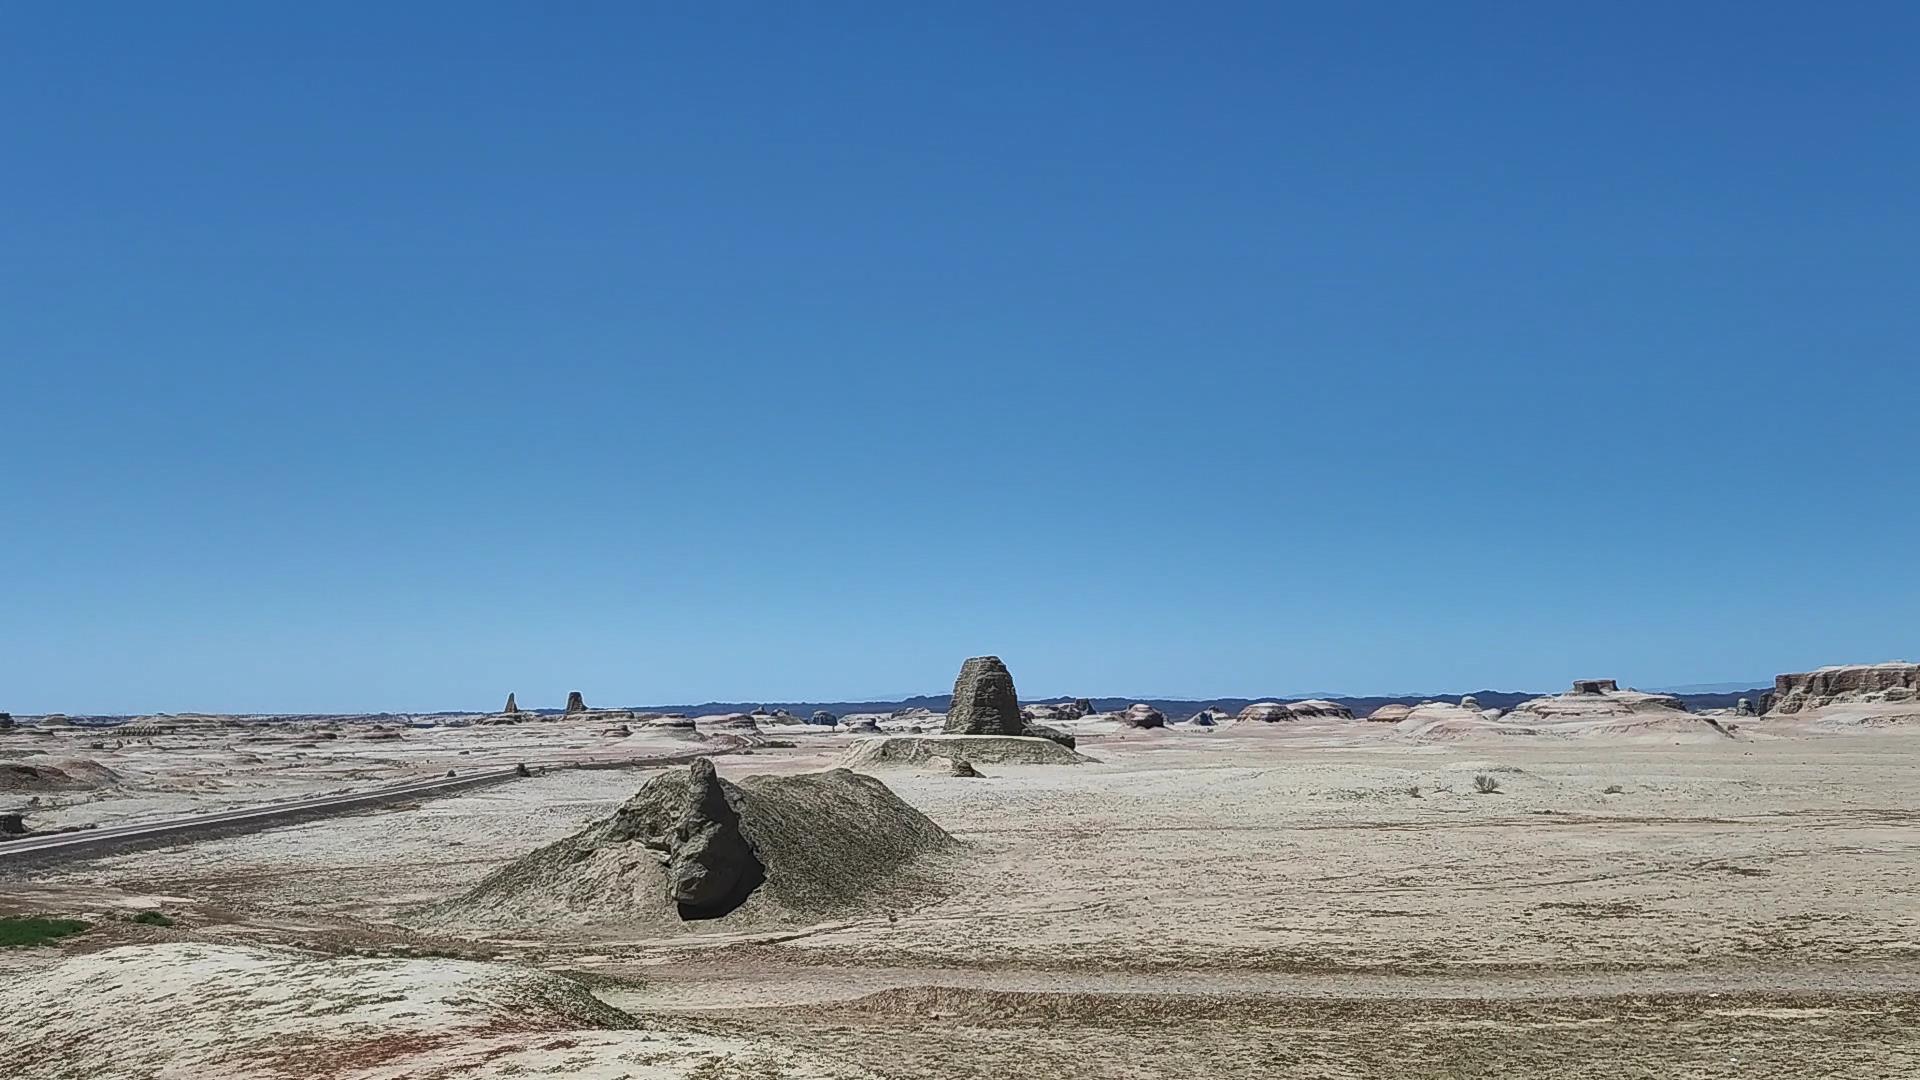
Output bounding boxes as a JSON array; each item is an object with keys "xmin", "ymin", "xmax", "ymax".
[{"xmin": 2, "ymin": 669, "xmax": 1918, "ymax": 1079}]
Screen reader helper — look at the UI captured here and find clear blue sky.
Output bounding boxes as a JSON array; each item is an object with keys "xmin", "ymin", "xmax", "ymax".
[{"xmin": 4, "ymin": 4, "xmax": 1915, "ymax": 713}]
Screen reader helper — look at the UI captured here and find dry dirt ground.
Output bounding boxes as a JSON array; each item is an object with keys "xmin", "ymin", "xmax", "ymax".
[{"xmin": 3, "ymin": 721, "xmax": 1918, "ymax": 1077}]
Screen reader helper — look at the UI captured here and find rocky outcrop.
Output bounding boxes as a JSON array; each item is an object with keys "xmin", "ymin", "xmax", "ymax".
[
  {"xmin": 1460, "ymin": 696, "xmax": 1481, "ymax": 711},
  {"xmin": 695, "ymin": 713, "xmax": 763, "ymax": 737},
  {"xmin": 1117, "ymin": 704, "xmax": 1166, "ymax": 729},
  {"xmin": 637, "ymin": 714, "xmax": 701, "ymax": 738},
  {"xmin": 1366, "ymin": 703, "xmax": 1413, "ymax": 723},
  {"xmin": 565, "ymin": 692, "xmax": 587, "ymax": 714},
  {"xmin": 837, "ymin": 714, "xmax": 885, "ymax": 735},
  {"xmin": 1570, "ymin": 680, "xmax": 1619, "ymax": 695},
  {"xmin": 1765, "ymin": 663, "xmax": 1920, "ymax": 715},
  {"xmin": 665, "ymin": 759, "xmax": 765, "ymax": 917},
  {"xmin": 944, "ymin": 656, "xmax": 1024, "ymax": 735},
  {"xmin": 0, "ymin": 712, "xmax": 15, "ymax": 730},
  {"xmin": 1021, "ymin": 723, "xmax": 1077, "ymax": 749},
  {"xmin": 1023, "ymin": 700, "xmax": 1088, "ymax": 723},
  {"xmin": 842, "ymin": 734, "xmax": 1091, "ymax": 769},
  {"xmin": 1736, "ymin": 698, "xmax": 1756, "ymax": 717},
  {"xmin": 503, "ymin": 693, "xmax": 519, "ymax": 715},
  {"xmin": 946, "ymin": 756, "xmax": 983, "ymax": 778},
  {"xmin": 810, "ymin": 711, "xmax": 838, "ymax": 726}
]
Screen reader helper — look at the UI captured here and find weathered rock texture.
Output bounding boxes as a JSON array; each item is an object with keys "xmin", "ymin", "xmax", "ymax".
[
  {"xmin": 565, "ymin": 691, "xmax": 587, "ymax": 714},
  {"xmin": 944, "ymin": 656, "xmax": 1024, "ymax": 735},
  {"xmin": 1118, "ymin": 704, "xmax": 1167, "ymax": 729},
  {"xmin": 1571, "ymin": 679, "xmax": 1620, "ymax": 695},
  {"xmin": 503, "ymin": 693, "xmax": 519, "ymax": 714},
  {"xmin": 446, "ymin": 763, "xmax": 952, "ymax": 931},
  {"xmin": 811, "ymin": 711, "xmax": 838, "ymax": 726},
  {"xmin": 665, "ymin": 758, "xmax": 765, "ymax": 917},
  {"xmin": 1366, "ymin": 703, "xmax": 1413, "ymax": 723},
  {"xmin": 1766, "ymin": 663, "xmax": 1920, "ymax": 715}
]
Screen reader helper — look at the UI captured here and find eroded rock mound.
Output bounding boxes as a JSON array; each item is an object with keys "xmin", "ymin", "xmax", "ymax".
[
  {"xmin": 842, "ymin": 734, "xmax": 1091, "ymax": 769},
  {"xmin": 1766, "ymin": 663, "xmax": 1920, "ymax": 715},
  {"xmin": 445, "ymin": 763, "xmax": 952, "ymax": 931},
  {"xmin": 1367, "ymin": 704, "xmax": 1413, "ymax": 723},
  {"xmin": 665, "ymin": 759, "xmax": 765, "ymax": 918},
  {"xmin": 502, "ymin": 692, "xmax": 519, "ymax": 715},
  {"xmin": 945, "ymin": 656, "xmax": 1024, "ymax": 735},
  {"xmin": 1118, "ymin": 703, "xmax": 1166, "ymax": 728},
  {"xmin": 0, "ymin": 759, "xmax": 119, "ymax": 793},
  {"xmin": 565, "ymin": 691, "xmax": 588, "ymax": 714},
  {"xmin": 695, "ymin": 713, "xmax": 763, "ymax": 738},
  {"xmin": 1023, "ymin": 700, "xmax": 1088, "ymax": 723}
]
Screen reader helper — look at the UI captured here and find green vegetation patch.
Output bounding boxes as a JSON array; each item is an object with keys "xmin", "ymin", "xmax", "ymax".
[{"xmin": 0, "ymin": 915, "xmax": 90, "ymax": 947}]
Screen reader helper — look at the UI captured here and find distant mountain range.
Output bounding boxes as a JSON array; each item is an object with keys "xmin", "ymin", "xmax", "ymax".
[
  {"xmin": 637, "ymin": 684, "xmax": 1773, "ymax": 720},
  {"xmin": 28, "ymin": 684, "xmax": 1776, "ymax": 725}
]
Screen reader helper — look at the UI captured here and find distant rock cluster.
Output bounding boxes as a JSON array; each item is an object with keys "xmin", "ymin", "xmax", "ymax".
[{"xmin": 1236, "ymin": 700, "xmax": 1355, "ymax": 722}]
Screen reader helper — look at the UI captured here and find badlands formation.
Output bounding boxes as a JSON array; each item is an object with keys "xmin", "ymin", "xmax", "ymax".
[{"xmin": 2, "ymin": 662, "xmax": 1919, "ymax": 1078}]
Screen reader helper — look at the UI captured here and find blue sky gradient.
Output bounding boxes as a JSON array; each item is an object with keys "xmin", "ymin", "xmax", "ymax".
[{"xmin": 3, "ymin": 4, "xmax": 1916, "ymax": 712}]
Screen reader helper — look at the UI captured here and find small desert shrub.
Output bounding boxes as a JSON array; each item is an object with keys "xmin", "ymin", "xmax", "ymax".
[
  {"xmin": 1472, "ymin": 774, "xmax": 1501, "ymax": 795},
  {"xmin": 130, "ymin": 911, "xmax": 175, "ymax": 927},
  {"xmin": 1602, "ymin": 784, "xmax": 1624, "ymax": 795},
  {"xmin": 1405, "ymin": 785, "xmax": 1423, "ymax": 798},
  {"xmin": 0, "ymin": 916, "xmax": 89, "ymax": 947}
]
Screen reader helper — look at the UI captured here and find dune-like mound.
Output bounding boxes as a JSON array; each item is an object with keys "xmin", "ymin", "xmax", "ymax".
[
  {"xmin": 1366, "ymin": 703, "xmax": 1413, "ymax": 723},
  {"xmin": 1237, "ymin": 699, "xmax": 1356, "ymax": 723},
  {"xmin": 0, "ymin": 943, "xmax": 843, "ymax": 1080},
  {"xmin": 841, "ymin": 733, "xmax": 1090, "ymax": 768},
  {"xmin": 0, "ymin": 758, "xmax": 119, "ymax": 793},
  {"xmin": 443, "ymin": 760, "xmax": 952, "ymax": 931},
  {"xmin": 1393, "ymin": 702, "xmax": 1532, "ymax": 740},
  {"xmin": 1395, "ymin": 686, "xmax": 1734, "ymax": 742}
]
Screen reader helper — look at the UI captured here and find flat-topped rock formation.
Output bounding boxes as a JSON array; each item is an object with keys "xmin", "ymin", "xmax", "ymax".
[
  {"xmin": 635, "ymin": 714, "xmax": 701, "ymax": 738},
  {"xmin": 842, "ymin": 734, "xmax": 1091, "ymax": 769},
  {"xmin": 694, "ymin": 713, "xmax": 763, "ymax": 738},
  {"xmin": 1766, "ymin": 663, "xmax": 1920, "ymax": 714}
]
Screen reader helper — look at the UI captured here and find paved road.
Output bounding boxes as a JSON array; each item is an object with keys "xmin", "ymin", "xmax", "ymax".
[
  {"xmin": 0, "ymin": 742, "xmax": 739, "ymax": 863},
  {"xmin": 0, "ymin": 767, "xmax": 525, "ymax": 859}
]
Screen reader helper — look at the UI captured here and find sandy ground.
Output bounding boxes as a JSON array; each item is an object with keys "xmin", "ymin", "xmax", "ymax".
[{"xmin": 3, "ymin": 720, "xmax": 1919, "ymax": 1077}]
